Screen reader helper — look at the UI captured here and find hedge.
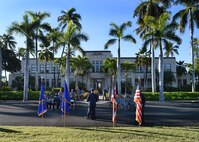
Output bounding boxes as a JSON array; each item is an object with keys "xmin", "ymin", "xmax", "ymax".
[
  {"xmin": 0, "ymin": 91, "xmax": 199, "ymax": 101},
  {"xmin": 0, "ymin": 91, "xmax": 50, "ymax": 100},
  {"xmin": 143, "ymin": 92, "xmax": 199, "ymax": 101}
]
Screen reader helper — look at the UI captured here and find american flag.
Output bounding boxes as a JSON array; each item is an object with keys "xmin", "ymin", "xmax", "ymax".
[
  {"xmin": 134, "ymin": 89, "xmax": 142, "ymax": 126},
  {"xmin": 112, "ymin": 86, "xmax": 117, "ymax": 124}
]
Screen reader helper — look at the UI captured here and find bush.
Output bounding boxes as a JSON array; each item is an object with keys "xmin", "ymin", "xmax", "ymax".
[
  {"xmin": 1, "ymin": 86, "xmax": 12, "ymax": 91},
  {"xmin": 143, "ymin": 92, "xmax": 199, "ymax": 101},
  {"xmin": 0, "ymin": 91, "xmax": 51, "ymax": 100}
]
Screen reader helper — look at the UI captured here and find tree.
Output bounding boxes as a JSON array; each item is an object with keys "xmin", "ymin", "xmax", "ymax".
[
  {"xmin": 134, "ymin": 0, "xmax": 173, "ymax": 93},
  {"xmin": 121, "ymin": 61, "xmax": 136, "ymax": 96},
  {"xmin": 164, "ymin": 42, "xmax": 179, "ymax": 57},
  {"xmin": 102, "ymin": 58, "xmax": 117, "ymax": 99},
  {"xmin": 0, "ymin": 34, "xmax": 16, "ymax": 88},
  {"xmin": 38, "ymin": 41, "xmax": 54, "ymax": 88},
  {"xmin": 16, "ymin": 47, "xmax": 26, "ymax": 60},
  {"xmin": 59, "ymin": 21, "xmax": 88, "ymax": 91},
  {"xmin": 173, "ymin": 0, "xmax": 199, "ymax": 92},
  {"xmin": 104, "ymin": 21, "xmax": 136, "ymax": 95},
  {"xmin": 58, "ymin": 8, "xmax": 82, "ymax": 32},
  {"xmin": 47, "ymin": 27, "xmax": 62, "ymax": 87},
  {"xmin": 193, "ymin": 38, "xmax": 199, "ymax": 58},
  {"xmin": 164, "ymin": 71, "xmax": 176, "ymax": 87},
  {"xmin": 135, "ymin": 49, "xmax": 150, "ymax": 90},
  {"xmin": 71, "ymin": 55, "xmax": 92, "ymax": 91},
  {"xmin": 26, "ymin": 11, "xmax": 51, "ymax": 91},
  {"xmin": 8, "ymin": 14, "xmax": 37, "ymax": 101},
  {"xmin": 143, "ymin": 12, "xmax": 181, "ymax": 101}
]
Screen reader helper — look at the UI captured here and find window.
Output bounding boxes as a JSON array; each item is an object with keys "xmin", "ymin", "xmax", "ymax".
[
  {"xmin": 52, "ymin": 79, "xmax": 55, "ymax": 87},
  {"xmin": 164, "ymin": 64, "xmax": 171, "ymax": 71},
  {"xmin": 46, "ymin": 64, "xmax": 50, "ymax": 73},
  {"xmin": 140, "ymin": 66, "xmax": 144, "ymax": 72},
  {"xmin": 92, "ymin": 61, "xmax": 95, "ymax": 72},
  {"xmin": 31, "ymin": 65, "xmax": 35, "ymax": 73},
  {"xmin": 40, "ymin": 65, "xmax": 44, "ymax": 73},
  {"xmin": 57, "ymin": 79, "xmax": 61, "ymax": 87},
  {"xmin": 57, "ymin": 64, "xmax": 60, "ymax": 73},
  {"xmin": 46, "ymin": 79, "xmax": 49, "ymax": 87},
  {"xmin": 136, "ymin": 66, "xmax": 140, "ymax": 72},
  {"xmin": 183, "ymin": 79, "xmax": 187, "ymax": 86},
  {"xmin": 147, "ymin": 79, "xmax": 152, "ymax": 85},
  {"xmin": 52, "ymin": 65, "xmax": 56, "ymax": 73},
  {"xmin": 92, "ymin": 60, "xmax": 102, "ymax": 72},
  {"xmin": 96, "ymin": 61, "xmax": 100, "ymax": 72}
]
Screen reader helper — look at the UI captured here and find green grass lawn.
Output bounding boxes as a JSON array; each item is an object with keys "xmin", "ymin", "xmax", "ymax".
[{"xmin": 0, "ymin": 126, "xmax": 199, "ymax": 142}]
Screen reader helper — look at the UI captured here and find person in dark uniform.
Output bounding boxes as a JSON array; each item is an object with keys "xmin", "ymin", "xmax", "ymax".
[{"xmin": 86, "ymin": 89, "xmax": 98, "ymax": 120}]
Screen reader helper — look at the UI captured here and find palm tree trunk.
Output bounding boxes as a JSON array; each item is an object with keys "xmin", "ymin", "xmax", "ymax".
[
  {"xmin": 159, "ymin": 40, "xmax": 164, "ymax": 102},
  {"xmin": 35, "ymin": 35, "xmax": 39, "ymax": 91},
  {"xmin": 23, "ymin": 41, "xmax": 30, "ymax": 101},
  {"xmin": 0, "ymin": 48, "xmax": 2, "ymax": 90},
  {"xmin": 117, "ymin": 39, "xmax": 121, "ymax": 95},
  {"xmin": 151, "ymin": 35, "xmax": 156, "ymax": 93},
  {"xmin": 190, "ymin": 10, "xmax": 195, "ymax": 92},
  {"xmin": 125, "ymin": 74, "xmax": 127, "ymax": 97},
  {"xmin": 57, "ymin": 44, "xmax": 66, "ymax": 86},
  {"xmin": 65, "ymin": 44, "xmax": 70, "ymax": 91},
  {"xmin": 52, "ymin": 45, "xmax": 56, "ymax": 88}
]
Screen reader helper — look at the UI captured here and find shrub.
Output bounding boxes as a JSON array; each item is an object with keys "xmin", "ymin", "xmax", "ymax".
[{"xmin": 1, "ymin": 86, "xmax": 12, "ymax": 91}]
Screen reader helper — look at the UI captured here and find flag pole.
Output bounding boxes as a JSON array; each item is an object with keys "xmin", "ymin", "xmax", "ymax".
[
  {"xmin": 42, "ymin": 103, "xmax": 43, "ymax": 126},
  {"xmin": 64, "ymin": 100, "xmax": 66, "ymax": 127}
]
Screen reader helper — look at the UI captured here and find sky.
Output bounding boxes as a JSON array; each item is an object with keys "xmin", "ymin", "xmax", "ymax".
[{"xmin": 0, "ymin": 0, "xmax": 197, "ymax": 64}]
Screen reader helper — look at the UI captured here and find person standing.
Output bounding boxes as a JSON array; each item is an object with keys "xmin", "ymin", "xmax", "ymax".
[{"xmin": 86, "ymin": 89, "xmax": 98, "ymax": 120}]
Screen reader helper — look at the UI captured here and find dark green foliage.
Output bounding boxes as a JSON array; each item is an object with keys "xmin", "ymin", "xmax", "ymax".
[
  {"xmin": 0, "ymin": 91, "xmax": 51, "ymax": 100},
  {"xmin": 143, "ymin": 92, "xmax": 199, "ymax": 101},
  {"xmin": 2, "ymin": 48, "xmax": 21, "ymax": 73}
]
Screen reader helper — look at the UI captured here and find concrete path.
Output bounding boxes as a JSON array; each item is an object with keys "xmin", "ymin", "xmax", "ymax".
[{"xmin": 0, "ymin": 100, "xmax": 199, "ymax": 127}]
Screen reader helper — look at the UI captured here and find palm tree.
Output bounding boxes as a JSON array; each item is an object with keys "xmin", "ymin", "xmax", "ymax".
[
  {"xmin": 26, "ymin": 11, "xmax": 51, "ymax": 91},
  {"xmin": 121, "ymin": 61, "xmax": 136, "ymax": 97},
  {"xmin": 47, "ymin": 27, "xmax": 62, "ymax": 87},
  {"xmin": 60, "ymin": 21, "xmax": 88, "ymax": 91},
  {"xmin": 176, "ymin": 61, "xmax": 187, "ymax": 87},
  {"xmin": 102, "ymin": 58, "xmax": 117, "ymax": 99},
  {"xmin": 143, "ymin": 12, "xmax": 181, "ymax": 101},
  {"xmin": 38, "ymin": 42, "xmax": 54, "ymax": 88},
  {"xmin": 134, "ymin": 0, "xmax": 173, "ymax": 93},
  {"xmin": 71, "ymin": 55, "xmax": 92, "ymax": 91},
  {"xmin": 164, "ymin": 42, "xmax": 179, "ymax": 57},
  {"xmin": 104, "ymin": 21, "xmax": 136, "ymax": 96},
  {"xmin": 8, "ymin": 14, "xmax": 37, "ymax": 101},
  {"xmin": 193, "ymin": 38, "xmax": 199, "ymax": 58},
  {"xmin": 0, "ymin": 34, "xmax": 16, "ymax": 88},
  {"xmin": 16, "ymin": 47, "xmax": 26, "ymax": 60},
  {"xmin": 58, "ymin": 8, "xmax": 82, "ymax": 32},
  {"xmin": 173, "ymin": 0, "xmax": 199, "ymax": 92},
  {"xmin": 135, "ymin": 50, "xmax": 150, "ymax": 90}
]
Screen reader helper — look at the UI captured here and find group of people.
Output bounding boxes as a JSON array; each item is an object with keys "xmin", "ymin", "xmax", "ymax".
[
  {"xmin": 46, "ymin": 89, "xmax": 63, "ymax": 111},
  {"xmin": 45, "ymin": 86, "xmax": 145, "ymax": 125}
]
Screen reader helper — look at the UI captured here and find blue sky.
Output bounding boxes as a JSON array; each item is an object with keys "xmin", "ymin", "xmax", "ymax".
[{"xmin": 0, "ymin": 0, "xmax": 197, "ymax": 63}]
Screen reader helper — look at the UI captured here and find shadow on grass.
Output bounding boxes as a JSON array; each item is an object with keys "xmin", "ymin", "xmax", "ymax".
[{"xmin": 0, "ymin": 127, "xmax": 21, "ymax": 133}]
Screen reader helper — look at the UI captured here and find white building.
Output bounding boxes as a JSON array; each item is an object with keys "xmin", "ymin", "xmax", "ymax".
[{"xmin": 9, "ymin": 50, "xmax": 190, "ymax": 91}]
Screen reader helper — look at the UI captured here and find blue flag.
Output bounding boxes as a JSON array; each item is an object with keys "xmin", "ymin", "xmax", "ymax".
[
  {"xmin": 38, "ymin": 82, "xmax": 47, "ymax": 116},
  {"xmin": 61, "ymin": 81, "xmax": 71, "ymax": 115}
]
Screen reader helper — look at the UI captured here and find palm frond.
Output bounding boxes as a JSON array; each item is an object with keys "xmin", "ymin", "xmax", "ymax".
[
  {"xmin": 122, "ymin": 35, "xmax": 136, "ymax": 43},
  {"xmin": 104, "ymin": 39, "xmax": 117, "ymax": 49}
]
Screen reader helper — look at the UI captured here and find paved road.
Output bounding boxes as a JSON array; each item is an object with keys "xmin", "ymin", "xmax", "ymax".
[{"xmin": 0, "ymin": 100, "xmax": 199, "ymax": 127}]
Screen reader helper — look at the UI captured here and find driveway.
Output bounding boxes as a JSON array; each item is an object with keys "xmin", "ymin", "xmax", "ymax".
[{"xmin": 0, "ymin": 100, "xmax": 198, "ymax": 127}]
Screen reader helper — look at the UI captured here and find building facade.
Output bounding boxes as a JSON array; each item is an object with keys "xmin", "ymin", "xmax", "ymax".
[{"xmin": 9, "ymin": 50, "xmax": 190, "ymax": 91}]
